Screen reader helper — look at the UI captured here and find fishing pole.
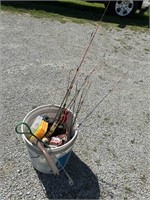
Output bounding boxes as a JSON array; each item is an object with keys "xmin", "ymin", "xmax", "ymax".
[
  {"xmin": 74, "ymin": 90, "xmax": 84, "ymax": 120},
  {"xmin": 67, "ymin": 68, "xmax": 74, "ymax": 90},
  {"xmin": 48, "ymin": 1, "xmax": 111, "ymax": 136},
  {"xmin": 66, "ymin": 64, "xmax": 97, "ymax": 109},
  {"xmin": 70, "ymin": 81, "xmax": 79, "ymax": 111},
  {"xmin": 68, "ymin": 82, "xmax": 79, "ymax": 139},
  {"xmin": 72, "ymin": 81, "xmax": 92, "ymax": 128},
  {"xmin": 72, "ymin": 83, "xmax": 91, "ymax": 128},
  {"xmin": 52, "ymin": 64, "xmax": 97, "ymax": 134},
  {"xmin": 78, "ymin": 70, "xmax": 128, "ymax": 128}
]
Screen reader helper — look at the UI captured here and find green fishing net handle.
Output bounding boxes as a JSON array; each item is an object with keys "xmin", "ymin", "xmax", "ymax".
[
  {"xmin": 15, "ymin": 122, "xmax": 32, "ymax": 135},
  {"xmin": 15, "ymin": 122, "xmax": 49, "ymax": 147},
  {"xmin": 15, "ymin": 122, "xmax": 37, "ymax": 138}
]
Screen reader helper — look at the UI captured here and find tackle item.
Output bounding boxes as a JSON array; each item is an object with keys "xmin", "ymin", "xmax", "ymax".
[
  {"xmin": 42, "ymin": 137, "xmax": 49, "ymax": 145},
  {"xmin": 47, "ymin": 124, "xmax": 65, "ymax": 137},
  {"xmin": 57, "ymin": 124, "xmax": 64, "ymax": 135},
  {"xmin": 30, "ymin": 120, "xmax": 48, "ymax": 143},
  {"xmin": 46, "ymin": 109, "xmax": 69, "ymax": 138},
  {"xmin": 49, "ymin": 137, "xmax": 62, "ymax": 146},
  {"xmin": 15, "ymin": 122, "xmax": 59, "ymax": 175},
  {"xmin": 42, "ymin": 115, "xmax": 54, "ymax": 131},
  {"xmin": 57, "ymin": 134, "xmax": 68, "ymax": 143},
  {"xmin": 42, "ymin": 115, "xmax": 50, "ymax": 123},
  {"xmin": 30, "ymin": 115, "xmax": 43, "ymax": 133},
  {"xmin": 49, "ymin": 133, "xmax": 68, "ymax": 147}
]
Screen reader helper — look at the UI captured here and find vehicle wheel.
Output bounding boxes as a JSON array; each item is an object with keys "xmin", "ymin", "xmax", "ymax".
[{"xmin": 105, "ymin": 0, "xmax": 139, "ymax": 17}]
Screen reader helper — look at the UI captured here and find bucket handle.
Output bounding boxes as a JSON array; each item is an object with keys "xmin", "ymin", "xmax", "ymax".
[{"xmin": 15, "ymin": 122, "xmax": 59, "ymax": 175}]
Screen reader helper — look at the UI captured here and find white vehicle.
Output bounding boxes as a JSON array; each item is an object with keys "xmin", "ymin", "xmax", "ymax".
[{"xmin": 89, "ymin": 0, "xmax": 150, "ymax": 17}]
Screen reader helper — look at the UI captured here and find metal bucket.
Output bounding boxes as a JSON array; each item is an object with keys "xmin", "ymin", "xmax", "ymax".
[{"xmin": 21, "ymin": 104, "xmax": 78, "ymax": 174}]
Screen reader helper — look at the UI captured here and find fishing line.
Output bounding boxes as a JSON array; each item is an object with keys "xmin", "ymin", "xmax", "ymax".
[{"xmin": 78, "ymin": 70, "xmax": 129, "ymax": 128}]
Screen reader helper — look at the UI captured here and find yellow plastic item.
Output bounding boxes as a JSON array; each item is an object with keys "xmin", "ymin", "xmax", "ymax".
[{"xmin": 30, "ymin": 120, "xmax": 48, "ymax": 143}]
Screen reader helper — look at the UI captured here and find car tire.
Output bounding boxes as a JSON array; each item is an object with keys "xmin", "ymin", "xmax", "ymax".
[{"xmin": 105, "ymin": 0, "xmax": 139, "ymax": 17}]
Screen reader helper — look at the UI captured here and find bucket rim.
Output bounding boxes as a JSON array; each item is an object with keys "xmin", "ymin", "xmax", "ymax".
[{"xmin": 21, "ymin": 104, "xmax": 78, "ymax": 152}]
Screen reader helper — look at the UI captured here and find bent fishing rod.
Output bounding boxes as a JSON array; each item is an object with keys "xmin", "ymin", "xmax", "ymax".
[{"xmin": 48, "ymin": 2, "xmax": 111, "ymax": 136}]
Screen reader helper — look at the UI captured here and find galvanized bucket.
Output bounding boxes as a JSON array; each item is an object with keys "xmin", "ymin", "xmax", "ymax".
[{"xmin": 21, "ymin": 104, "xmax": 78, "ymax": 174}]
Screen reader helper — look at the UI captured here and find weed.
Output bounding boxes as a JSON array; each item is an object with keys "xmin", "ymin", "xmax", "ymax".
[
  {"xmin": 144, "ymin": 48, "xmax": 150, "ymax": 52},
  {"xmin": 95, "ymin": 159, "xmax": 101, "ymax": 166},
  {"xmin": 93, "ymin": 146, "xmax": 97, "ymax": 152},
  {"xmin": 125, "ymin": 186, "xmax": 133, "ymax": 193},
  {"xmin": 140, "ymin": 174, "xmax": 147, "ymax": 183},
  {"xmin": 107, "ymin": 147, "xmax": 117, "ymax": 158}
]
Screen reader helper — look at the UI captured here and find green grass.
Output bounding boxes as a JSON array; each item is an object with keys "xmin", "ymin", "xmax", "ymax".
[{"xmin": 1, "ymin": 1, "xmax": 149, "ymax": 30}]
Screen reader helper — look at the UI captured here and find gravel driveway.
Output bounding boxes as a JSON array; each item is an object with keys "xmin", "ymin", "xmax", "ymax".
[{"xmin": 1, "ymin": 11, "xmax": 150, "ymax": 200}]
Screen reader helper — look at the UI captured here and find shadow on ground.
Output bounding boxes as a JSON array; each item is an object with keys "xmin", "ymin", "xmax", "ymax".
[
  {"xmin": 2, "ymin": 1, "xmax": 149, "ymax": 28},
  {"xmin": 36, "ymin": 152, "xmax": 100, "ymax": 199}
]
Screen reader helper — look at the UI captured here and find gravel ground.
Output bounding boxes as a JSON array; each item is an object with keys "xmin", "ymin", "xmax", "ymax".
[{"xmin": 1, "ymin": 11, "xmax": 150, "ymax": 200}]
